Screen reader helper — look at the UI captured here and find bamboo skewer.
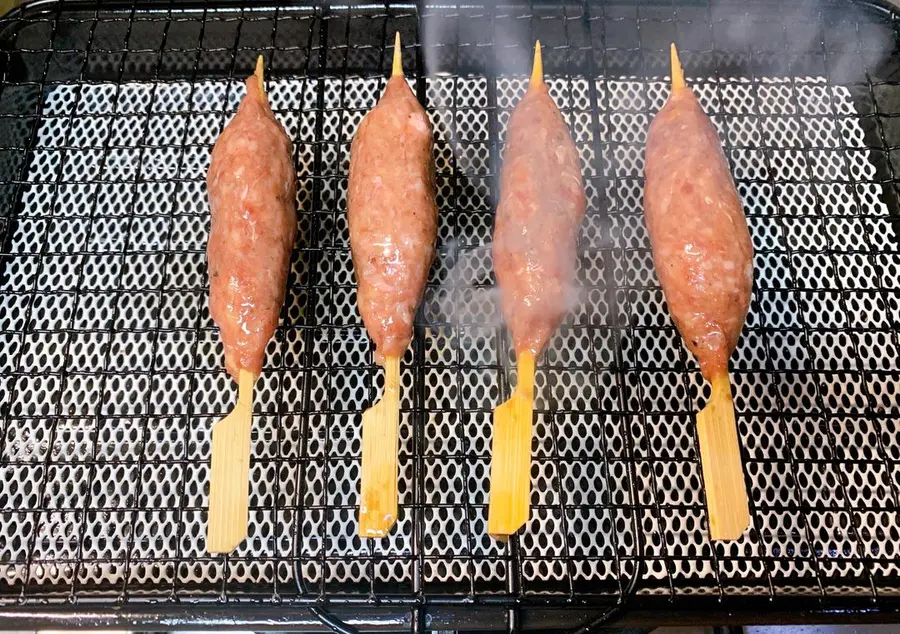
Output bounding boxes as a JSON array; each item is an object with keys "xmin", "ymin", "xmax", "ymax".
[
  {"xmin": 358, "ymin": 34, "xmax": 406, "ymax": 539},
  {"xmin": 696, "ymin": 374, "xmax": 749, "ymax": 540},
  {"xmin": 670, "ymin": 42, "xmax": 685, "ymax": 92},
  {"xmin": 207, "ymin": 368, "xmax": 257, "ymax": 553},
  {"xmin": 530, "ymin": 39, "xmax": 543, "ymax": 89},
  {"xmin": 206, "ymin": 56, "xmax": 268, "ymax": 555},
  {"xmin": 488, "ymin": 351, "xmax": 535, "ymax": 538},
  {"xmin": 359, "ymin": 356, "xmax": 402, "ymax": 538},
  {"xmin": 392, "ymin": 30, "xmax": 402, "ymax": 78},
  {"xmin": 255, "ymin": 54, "xmax": 265, "ymax": 95},
  {"xmin": 487, "ymin": 42, "xmax": 544, "ymax": 540},
  {"xmin": 669, "ymin": 43, "xmax": 749, "ymax": 541}
]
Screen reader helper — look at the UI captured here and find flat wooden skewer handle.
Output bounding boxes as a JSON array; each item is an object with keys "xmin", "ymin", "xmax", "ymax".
[
  {"xmin": 207, "ymin": 368, "xmax": 256, "ymax": 554},
  {"xmin": 696, "ymin": 373, "xmax": 749, "ymax": 540},
  {"xmin": 488, "ymin": 351, "xmax": 535, "ymax": 539},
  {"xmin": 359, "ymin": 356, "xmax": 401, "ymax": 538}
]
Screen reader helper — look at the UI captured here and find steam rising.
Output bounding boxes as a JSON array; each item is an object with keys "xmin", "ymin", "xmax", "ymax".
[
  {"xmin": 434, "ymin": 241, "xmax": 504, "ymax": 329},
  {"xmin": 419, "ymin": 0, "xmax": 900, "ymax": 337}
]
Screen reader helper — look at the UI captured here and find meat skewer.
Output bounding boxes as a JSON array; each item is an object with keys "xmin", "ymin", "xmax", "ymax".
[
  {"xmin": 349, "ymin": 33, "xmax": 438, "ymax": 538},
  {"xmin": 643, "ymin": 45, "xmax": 753, "ymax": 540},
  {"xmin": 488, "ymin": 42, "xmax": 587, "ymax": 538},
  {"xmin": 205, "ymin": 56, "xmax": 297, "ymax": 553}
]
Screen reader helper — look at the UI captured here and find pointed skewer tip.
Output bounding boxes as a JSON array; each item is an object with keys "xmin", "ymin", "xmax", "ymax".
[
  {"xmin": 392, "ymin": 31, "xmax": 403, "ymax": 78},
  {"xmin": 670, "ymin": 43, "xmax": 685, "ymax": 91},
  {"xmin": 254, "ymin": 55, "xmax": 265, "ymax": 95},
  {"xmin": 530, "ymin": 40, "xmax": 543, "ymax": 88}
]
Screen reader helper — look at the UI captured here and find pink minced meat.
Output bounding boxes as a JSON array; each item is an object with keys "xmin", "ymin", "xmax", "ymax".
[
  {"xmin": 348, "ymin": 76, "xmax": 438, "ymax": 364},
  {"xmin": 493, "ymin": 82, "xmax": 587, "ymax": 356},
  {"xmin": 206, "ymin": 72, "xmax": 297, "ymax": 381},
  {"xmin": 644, "ymin": 84, "xmax": 753, "ymax": 380}
]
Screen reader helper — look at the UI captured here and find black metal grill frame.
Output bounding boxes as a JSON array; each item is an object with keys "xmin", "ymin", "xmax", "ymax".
[{"xmin": 2, "ymin": 0, "xmax": 900, "ymax": 630}]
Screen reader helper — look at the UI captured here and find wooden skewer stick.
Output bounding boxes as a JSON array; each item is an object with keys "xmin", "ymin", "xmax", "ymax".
[
  {"xmin": 488, "ymin": 350, "xmax": 535, "ymax": 539},
  {"xmin": 207, "ymin": 368, "xmax": 257, "ymax": 553},
  {"xmin": 206, "ymin": 56, "xmax": 270, "ymax": 555},
  {"xmin": 487, "ymin": 42, "xmax": 544, "ymax": 540},
  {"xmin": 670, "ymin": 44, "xmax": 749, "ymax": 540},
  {"xmin": 359, "ymin": 356, "xmax": 402, "ymax": 537},
  {"xmin": 670, "ymin": 42, "xmax": 685, "ymax": 92},
  {"xmin": 696, "ymin": 374, "xmax": 749, "ymax": 540},
  {"xmin": 357, "ymin": 33, "xmax": 406, "ymax": 540},
  {"xmin": 530, "ymin": 40, "xmax": 543, "ymax": 89},
  {"xmin": 255, "ymin": 54, "xmax": 265, "ymax": 95},
  {"xmin": 392, "ymin": 31, "xmax": 402, "ymax": 78},
  {"xmin": 488, "ymin": 40, "xmax": 544, "ymax": 539}
]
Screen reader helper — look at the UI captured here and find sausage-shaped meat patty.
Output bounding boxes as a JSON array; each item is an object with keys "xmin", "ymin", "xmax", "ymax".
[
  {"xmin": 206, "ymin": 57, "xmax": 297, "ymax": 555},
  {"xmin": 488, "ymin": 43, "xmax": 586, "ymax": 538},
  {"xmin": 350, "ymin": 34, "xmax": 438, "ymax": 538},
  {"xmin": 207, "ymin": 58, "xmax": 297, "ymax": 380},
  {"xmin": 643, "ymin": 45, "xmax": 753, "ymax": 540},
  {"xmin": 348, "ymin": 44, "xmax": 437, "ymax": 365},
  {"xmin": 493, "ymin": 58, "xmax": 586, "ymax": 357},
  {"xmin": 644, "ymin": 49, "xmax": 753, "ymax": 382}
]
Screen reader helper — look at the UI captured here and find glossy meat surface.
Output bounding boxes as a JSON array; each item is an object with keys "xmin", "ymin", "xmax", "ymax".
[
  {"xmin": 493, "ymin": 83, "xmax": 586, "ymax": 356},
  {"xmin": 207, "ymin": 73, "xmax": 297, "ymax": 380},
  {"xmin": 348, "ymin": 76, "xmax": 438, "ymax": 364},
  {"xmin": 644, "ymin": 85, "xmax": 753, "ymax": 380}
]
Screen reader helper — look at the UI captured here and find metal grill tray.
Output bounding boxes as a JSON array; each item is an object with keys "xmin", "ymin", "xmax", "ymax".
[{"xmin": 2, "ymin": 0, "xmax": 900, "ymax": 630}]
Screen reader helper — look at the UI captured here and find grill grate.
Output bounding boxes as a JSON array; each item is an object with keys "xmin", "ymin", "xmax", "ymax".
[{"xmin": 1, "ymin": 0, "xmax": 900, "ymax": 630}]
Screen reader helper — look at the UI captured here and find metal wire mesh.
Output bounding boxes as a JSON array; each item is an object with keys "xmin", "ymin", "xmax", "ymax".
[{"xmin": 1, "ymin": 0, "xmax": 900, "ymax": 630}]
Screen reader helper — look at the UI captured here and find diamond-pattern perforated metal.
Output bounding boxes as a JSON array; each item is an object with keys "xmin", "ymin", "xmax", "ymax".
[{"xmin": 1, "ymin": 0, "xmax": 900, "ymax": 628}]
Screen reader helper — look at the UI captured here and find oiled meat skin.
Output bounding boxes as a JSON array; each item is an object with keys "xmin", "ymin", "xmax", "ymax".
[
  {"xmin": 348, "ymin": 76, "xmax": 437, "ymax": 364},
  {"xmin": 493, "ymin": 84, "xmax": 586, "ymax": 356},
  {"xmin": 644, "ymin": 87, "xmax": 753, "ymax": 380},
  {"xmin": 207, "ymin": 74, "xmax": 297, "ymax": 380}
]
